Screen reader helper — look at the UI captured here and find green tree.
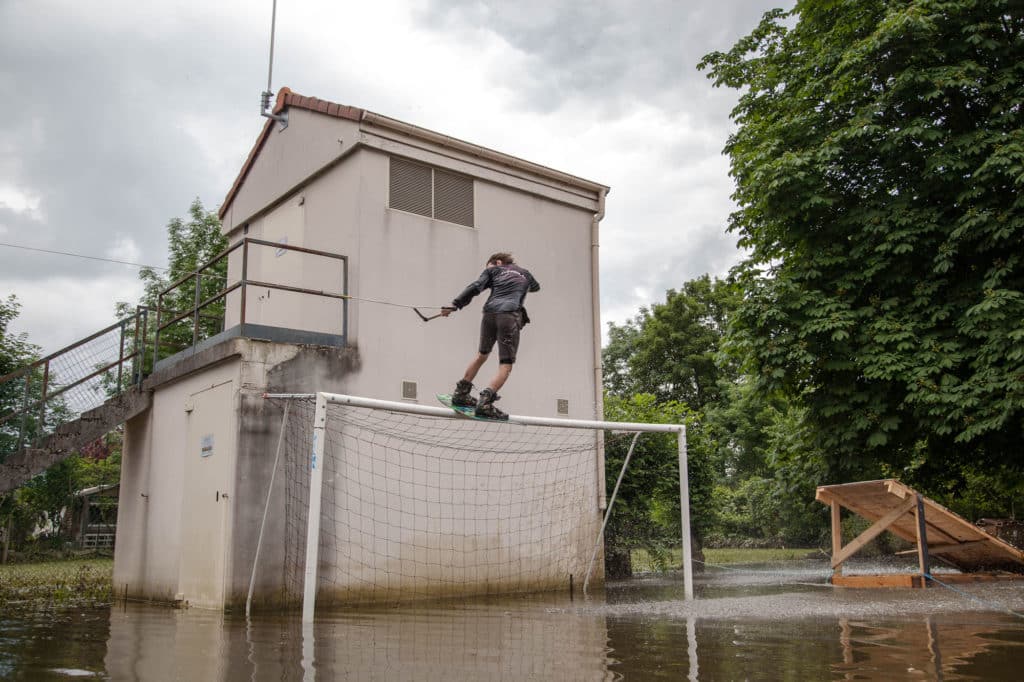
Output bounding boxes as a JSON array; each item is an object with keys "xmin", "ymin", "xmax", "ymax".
[
  {"xmin": 602, "ymin": 277, "xmax": 822, "ymax": 549},
  {"xmin": 602, "ymin": 394, "xmax": 712, "ymax": 577},
  {"xmin": 0, "ymin": 296, "xmax": 42, "ymax": 457},
  {"xmin": 603, "ymin": 275, "xmax": 740, "ymax": 409},
  {"xmin": 118, "ymin": 197, "xmax": 229, "ymax": 361},
  {"xmin": 700, "ymin": 1, "xmax": 1024, "ymax": 486},
  {"xmin": 1, "ymin": 296, "xmax": 41, "ymax": 560},
  {"xmin": 3, "ymin": 438, "xmax": 122, "ymax": 557},
  {"xmin": 602, "ymin": 268, "xmax": 837, "ymax": 548}
]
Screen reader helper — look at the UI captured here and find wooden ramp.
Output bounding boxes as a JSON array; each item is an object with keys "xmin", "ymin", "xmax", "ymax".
[{"xmin": 816, "ymin": 479, "xmax": 1024, "ymax": 587}]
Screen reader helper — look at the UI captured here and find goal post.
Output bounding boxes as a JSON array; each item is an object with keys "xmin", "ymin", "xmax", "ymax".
[
  {"xmin": 265, "ymin": 391, "xmax": 691, "ymax": 621},
  {"xmin": 302, "ymin": 392, "xmax": 328, "ymax": 623}
]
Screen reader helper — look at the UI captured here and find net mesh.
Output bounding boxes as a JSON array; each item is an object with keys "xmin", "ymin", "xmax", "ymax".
[
  {"xmin": 44, "ymin": 327, "xmax": 132, "ymax": 416},
  {"xmin": 1, "ymin": 312, "xmax": 145, "ymax": 455},
  {"xmin": 278, "ymin": 398, "xmax": 602, "ymax": 605}
]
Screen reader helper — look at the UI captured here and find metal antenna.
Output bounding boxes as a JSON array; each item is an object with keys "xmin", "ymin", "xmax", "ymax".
[{"xmin": 261, "ymin": 0, "xmax": 288, "ymax": 127}]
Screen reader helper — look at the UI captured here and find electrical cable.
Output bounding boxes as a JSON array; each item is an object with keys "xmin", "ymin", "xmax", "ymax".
[
  {"xmin": 0, "ymin": 241, "xmax": 446, "ymax": 311},
  {"xmin": 0, "ymin": 241, "xmax": 168, "ymax": 271}
]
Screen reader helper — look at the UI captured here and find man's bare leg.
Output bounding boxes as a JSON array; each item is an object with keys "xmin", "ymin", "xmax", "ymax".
[
  {"xmin": 462, "ymin": 353, "xmax": 489, "ymax": 383},
  {"xmin": 487, "ymin": 363, "xmax": 513, "ymax": 394},
  {"xmin": 475, "ymin": 363, "xmax": 513, "ymax": 420}
]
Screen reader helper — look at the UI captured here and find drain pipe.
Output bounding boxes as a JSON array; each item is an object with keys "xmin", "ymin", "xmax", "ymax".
[{"xmin": 592, "ymin": 188, "xmax": 608, "ymax": 510}]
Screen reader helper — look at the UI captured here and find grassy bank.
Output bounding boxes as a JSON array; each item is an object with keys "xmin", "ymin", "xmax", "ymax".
[
  {"xmin": 0, "ymin": 558, "xmax": 113, "ymax": 610},
  {"xmin": 631, "ymin": 547, "xmax": 822, "ymax": 572}
]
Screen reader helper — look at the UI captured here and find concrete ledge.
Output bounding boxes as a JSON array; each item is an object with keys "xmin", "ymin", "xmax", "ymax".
[
  {"xmin": 145, "ymin": 337, "xmax": 252, "ymax": 392},
  {"xmin": 1, "ymin": 333, "xmax": 356, "ymax": 494},
  {"xmin": 153, "ymin": 325, "xmax": 345, "ymax": 374}
]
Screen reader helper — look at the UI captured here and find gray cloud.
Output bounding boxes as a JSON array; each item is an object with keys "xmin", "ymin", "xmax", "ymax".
[
  {"xmin": 417, "ymin": 0, "xmax": 789, "ymax": 329},
  {"xmin": 602, "ymin": 222, "xmax": 743, "ymax": 313},
  {"xmin": 1, "ymin": 0, "xmax": 793, "ymax": 352},
  {"xmin": 418, "ymin": 0, "xmax": 786, "ymax": 119},
  {"xmin": 0, "ymin": 2, "xmax": 261, "ymax": 279}
]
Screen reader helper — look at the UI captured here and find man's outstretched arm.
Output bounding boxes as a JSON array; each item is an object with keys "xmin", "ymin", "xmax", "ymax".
[{"xmin": 450, "ymin": 269, "xmax": 493, "ymax": 310}]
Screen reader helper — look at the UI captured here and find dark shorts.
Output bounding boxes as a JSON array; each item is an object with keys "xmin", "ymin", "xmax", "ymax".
[{"xmin": 479, "ymin": 311, "xmax": 522, "ymax": 364}]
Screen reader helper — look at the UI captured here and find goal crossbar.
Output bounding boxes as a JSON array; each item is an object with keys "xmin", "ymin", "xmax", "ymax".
[
  {"xmin": 263, "ymin": 392, "xmax": 692, "ymax": 621},
  {"xmin": 265, "ymin": 392, "xmax": 685, "ymax": 433}
]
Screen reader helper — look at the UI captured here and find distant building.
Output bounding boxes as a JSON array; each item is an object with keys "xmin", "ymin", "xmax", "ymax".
[{"xmin": 70, "ymin": 483, "xmax": 118, "ymax": 550}]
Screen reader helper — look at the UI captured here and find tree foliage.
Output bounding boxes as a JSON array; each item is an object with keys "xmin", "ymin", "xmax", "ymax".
[
  {"xmin": 117, "ymin": 197, "xmax": 228, "ymax": 360},
  {"xmin": 600, "ymin": 275, "xmax": 830, "ymax": 558},
  {"xmin": 602, "ymin": 278, "xmax": 740, "ymax": 561},
  {"xmin": 700, "ymin": 0, "xmax": 1024, "ymax": 482},
  {"xmin": 602, "ymin": 394, "xmax": 711, "ymax": 576},
  {"xmin": 604, "ymin": 275, "xmax": 740, "ymax": 409},
  {"xmin": 1, "ymin": 435, "xmax": 122, "ymax": 557},
  {"xmin": 2, "ymin": 296, "xmax": 123, "ymax": 559},
  {"xmin": 0, "ymin": 296, "xmax": 41, "ymax": 458},
  {"xmin": 0, "ymin": 296, "xmax": 37, "ymax": 375}
]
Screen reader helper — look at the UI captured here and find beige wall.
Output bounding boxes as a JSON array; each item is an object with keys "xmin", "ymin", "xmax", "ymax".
[
  {"xmin": 226, "ymin": 145, "xmax": 599, "ymax": 419},
  {"xmin": 119, "ymin": 108, "xmax": 606, "ymax": 609},
  {"xmin": 223, "ymin": 195, "xmax": 347, "ymax": 337},
  {"xmin": 114, "ymin": 360, "xmax": 240, "ymax": 606},
  {"xmin": 221, "ymin": 109, "xmax": 360, "ymax": 233}
]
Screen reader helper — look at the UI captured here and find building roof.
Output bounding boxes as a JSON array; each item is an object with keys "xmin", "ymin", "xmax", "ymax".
[
  {"xmin": 74, "ymin": 482, "xmax": 119, "ymax": 498},
  {"xmin": 219, "ymin": 87, "xmax": 607, "ymax": 220}
]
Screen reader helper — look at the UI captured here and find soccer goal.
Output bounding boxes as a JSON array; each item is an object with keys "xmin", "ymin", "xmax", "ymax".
[{"xmin": 262, "ymin": 392, "xmax": 691, "ymax": 621}]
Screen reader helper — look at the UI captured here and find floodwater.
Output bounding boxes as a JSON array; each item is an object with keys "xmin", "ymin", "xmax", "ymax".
[{"xmin": 3, "ymin": 561, "xmax": 1024, "ymax": 680}]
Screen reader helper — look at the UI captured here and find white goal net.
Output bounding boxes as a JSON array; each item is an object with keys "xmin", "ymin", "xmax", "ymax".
[{"xmin": 265, "ymin": 393, "xmax": 689, "ymax": 619}]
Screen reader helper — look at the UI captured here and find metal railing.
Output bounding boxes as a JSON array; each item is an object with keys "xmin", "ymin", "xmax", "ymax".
[
  {"xmin": 152, "ymin": 237, "xmax": 349, "ymax": 363},
  {"xmin": 0, "ymin": 238, "xmax": 348, "ymax": 459},
  {"xmin": 0, "ymin": 307, "xmax": 149, "ymax": 454}
]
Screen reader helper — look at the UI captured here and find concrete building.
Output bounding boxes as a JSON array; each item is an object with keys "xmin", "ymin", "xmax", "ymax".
[{"xmin": 112, "ymin": 88, "xmax": 609, "ymax": 610}]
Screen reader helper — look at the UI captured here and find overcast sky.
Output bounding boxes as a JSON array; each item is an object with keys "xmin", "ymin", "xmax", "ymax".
[{"xmin": 0, "ymin": 0, "xmax": 789, "ymax": 355}]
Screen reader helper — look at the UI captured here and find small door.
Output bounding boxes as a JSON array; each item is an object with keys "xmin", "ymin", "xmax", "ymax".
[{"xmin": 177, "ymin": 380, "xmax": 236, "ymax": 608}]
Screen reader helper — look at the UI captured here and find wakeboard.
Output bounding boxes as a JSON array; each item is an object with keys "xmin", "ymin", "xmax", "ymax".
[{"xmin": 437, "ymin": 393, "xmax": 509, "ymax": 422}]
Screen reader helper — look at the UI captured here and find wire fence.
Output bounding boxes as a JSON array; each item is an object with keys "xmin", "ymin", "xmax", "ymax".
[{"xmin": 0, "ymin": 308, "xmax": 149, "ymax": 456}]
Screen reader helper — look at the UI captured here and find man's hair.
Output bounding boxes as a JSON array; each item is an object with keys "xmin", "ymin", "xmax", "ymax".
[{"xmin": 487, "ymin": 252, "xmax": 514, "ymax": 265}]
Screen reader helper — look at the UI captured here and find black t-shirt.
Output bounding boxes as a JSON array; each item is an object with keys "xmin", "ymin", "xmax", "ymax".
[{"xmin": 452, "ymin": 264, "xmax": 540, "ymax": 313}]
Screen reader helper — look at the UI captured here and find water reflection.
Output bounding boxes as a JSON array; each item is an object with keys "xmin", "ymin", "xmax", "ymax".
[
  {"xmin": 603, "ymin": 612, "xmax": 1024, "ymax": 680},
  {"xmin": 104, "ymin": 596, "xmax": 616, "ymax": 681},
  {"xmin": 95, "ymin": 601, "xmax": 1024, "ymax": 681},
  {"xmin": 687, "ymin": 617, "xmax": 698, "ymax": 682},
  {"xmin": 831, "ymin": 615, "xmax": 1024, "ymax": 681},
  {"xmin": 3, "ymin": 574, "xmax": 1024, "ymax": 679}
]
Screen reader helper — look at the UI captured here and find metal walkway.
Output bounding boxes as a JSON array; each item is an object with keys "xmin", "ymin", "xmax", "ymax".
[
  {"xmin": 0, "ymin": 308, "xmax": 151, "ymax": 492},
  {"xmin": 1, "ymin": 237, "xmax": 350, "ymax": 493}
]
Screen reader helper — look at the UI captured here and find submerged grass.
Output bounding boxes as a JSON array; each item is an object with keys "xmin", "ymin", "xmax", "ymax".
[
  {"xmin": 632, "ymin": 547, "xmax": 822, "ymax": 572},
  {"xmin": 703, "ymin": 548, "xmax": 823, "ymax": 564},
  {"xmin": 0, "ymin": 558, "xmax": 113, "ymax": 611}
]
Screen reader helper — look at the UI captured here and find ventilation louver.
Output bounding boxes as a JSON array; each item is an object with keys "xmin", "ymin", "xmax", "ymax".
[
  {"xmin": 389, "ymin": 158, "xmax": 474, "ymax": 228},
  {"xmin": 402, "ymin": 381, "xmax": 418, "ymax": 400}
]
